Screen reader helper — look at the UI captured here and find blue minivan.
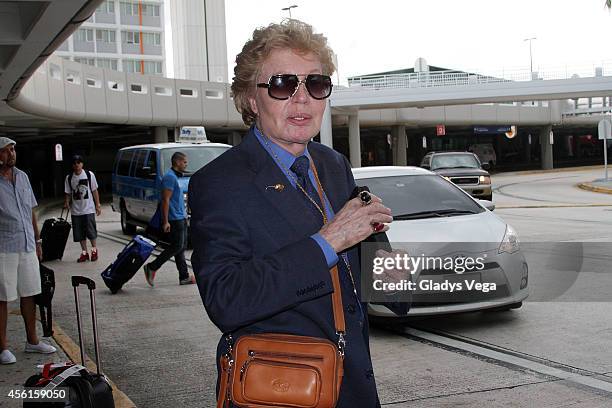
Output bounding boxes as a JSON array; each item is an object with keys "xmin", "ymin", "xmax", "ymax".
[{"xmin": 111, "ymin": 141, "xmax": 231, "ymax": 234}]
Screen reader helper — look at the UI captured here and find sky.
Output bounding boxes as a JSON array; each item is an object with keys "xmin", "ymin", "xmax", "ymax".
[{"xmin": 220, "ymin": 0, "xmax": 612, "ymax": 85}]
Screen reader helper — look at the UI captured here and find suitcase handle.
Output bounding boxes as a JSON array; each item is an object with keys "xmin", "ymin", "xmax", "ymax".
[
  {"xmin": 72, "ymin": 275, "xmax": 101, "ymax": 375},
  {"xmin": 72, "ymin": 276, "xmax": 96, "ymax": 290},
  {"xmin": 60, "ymin": 206, "xmax": 70, "ymax": 220}
]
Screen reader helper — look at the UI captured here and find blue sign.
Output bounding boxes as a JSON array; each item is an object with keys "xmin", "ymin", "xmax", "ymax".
[{"xmin": 474, "ymin": 126, "xmax": 513, "ymax": 134}]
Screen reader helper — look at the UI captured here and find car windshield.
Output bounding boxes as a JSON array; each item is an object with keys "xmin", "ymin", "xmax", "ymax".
[
  {"xmin": 431, "ymin": 154, "xmax": 480, "ymax": 170},
  {"xmin": 359, "ymin": 174, "xmax": 484, "ymax": 219},
  {"xmin": 161, "ymin": 146, "xmax": 229, "ymax": 175}
]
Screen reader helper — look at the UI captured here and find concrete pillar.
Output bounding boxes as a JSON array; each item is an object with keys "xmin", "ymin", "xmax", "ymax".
[
  {"xmin": 230, "ymin": 131, "xmax": 242, "ymax": 146},
  {"xmin": 522, "ymin": 133, "xmax": 532, "ymax": 163},
  {"xmin": 392, "ymin": 125, "xmax": 407, "ymax": 166},
  {"xmin": 539, "ymin": 125, "xmax": 553, "ymax": 170},
  {"xmin": 348, "ymin": 114, "xmax": 361, "ymax": 168},
  {"xmin": 154, "ymin": 126, "xmax": 169, "ymax": 143},
  {"xmin": 319, "ymin": 100, "xmax": 333, "ymax": 148}
]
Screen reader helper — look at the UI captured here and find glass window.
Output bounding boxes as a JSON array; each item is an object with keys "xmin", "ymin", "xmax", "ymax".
[
  {"xmin": 160, "ymin": 147, "xmax": 230, "ymax": 175},
  {"xmin": 96, "ymin": 29, "xmax": 116, "ymax": 43},
  {"xmin": 117, "ymin": 150, "xmax": 135, "ymax": 176},
  {"xmin": 74, "ymin": 57, "xmax": 95, "ymax": 66},
  {"xmin": 121, "ymin": 31, "xmax": 140, "ymax": 44},
  {"xmin": 360, "ymin": 175, "xmax": 484, "ymax": 218},
  {"xmin": 96, "ymin": 58, "xmax": 118, "ymax": 70},
  {"xmin": 96, "ymin": 1, "xmax": 115, "ymax": 13},
  {"xmin": 133, "ymin": 150, "xmax": 149, "ymax": 178},
  {"xmin": 431, "ymin": 154, "xmax": 481, "ymax": 170},
  {"xmin": 75, "ymin": 28, "xmax": 94, "ymax": 42},
  {"xmin": 142, "ymin": 32, "xmax": 161, "ymax": 45}
]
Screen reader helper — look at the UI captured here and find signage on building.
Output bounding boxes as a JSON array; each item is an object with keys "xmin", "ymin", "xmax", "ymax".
[
  {"xmin": 179, "ymin": 126, "xmax": 208, "ymax": 143},
  {"xmin": 54, "ymin": 144, "xmax": 63, "ymax": 161},
  {"xmin": 436, "ymin": 125, "xmax": 445, "ymax": 136},
  {"xmin": 474, "ymin": 125, "xmax": 516, "ymax": 135}
]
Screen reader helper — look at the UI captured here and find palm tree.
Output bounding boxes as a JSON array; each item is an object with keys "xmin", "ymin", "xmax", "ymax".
[{"xmin": 607, "ymin": 0, "xmax": 611, "ymax": 9}]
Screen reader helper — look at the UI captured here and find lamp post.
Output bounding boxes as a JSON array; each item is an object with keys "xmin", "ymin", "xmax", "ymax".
[
  {"xmin": 281, "ymin": 5, "xmax": 298, "ymax": 18},
  {"xmin": 523, "ymin": 37, "xmax": 536, "ymax": 78}
]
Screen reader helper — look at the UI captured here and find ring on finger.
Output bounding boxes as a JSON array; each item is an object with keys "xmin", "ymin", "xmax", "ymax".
[
  {"xmin": 359, "ymin": 191, "xmax": 372, "ymax": 206},
  {"xmin": 371, "ymin": 222, "xmax": 384, "ymax": 233}
]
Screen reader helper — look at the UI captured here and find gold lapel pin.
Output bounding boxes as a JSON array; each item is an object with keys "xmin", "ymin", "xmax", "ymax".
[{"xmin": 266, "ymin": 183, "xmax": 285, "ymax": 192}]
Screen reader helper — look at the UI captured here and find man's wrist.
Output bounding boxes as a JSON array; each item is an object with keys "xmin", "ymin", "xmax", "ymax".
[{"xmin": 36, "ymin": 239, "xmax": 42, "ymax": 245}]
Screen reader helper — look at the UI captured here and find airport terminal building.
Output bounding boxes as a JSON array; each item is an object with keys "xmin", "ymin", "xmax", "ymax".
[{"xmin": 0, "ymin": 0, "xmax": 611, "ymax": 198}]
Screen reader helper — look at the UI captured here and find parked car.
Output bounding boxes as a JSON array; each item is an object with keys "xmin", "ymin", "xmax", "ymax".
[
  {"xmin": 469, "ymin": 143, "xmax": 497, "ymax": 168},
  {"xmin": 420, "ymin": 151, "xmax": 492, "ymax": 201},
  {"xmin": 353, "ymin": 166, "xmax": 528, "ymax": 318},
  {"xmin": 111, "ymin": 140, "xmax": 231, "ymax": 234}
]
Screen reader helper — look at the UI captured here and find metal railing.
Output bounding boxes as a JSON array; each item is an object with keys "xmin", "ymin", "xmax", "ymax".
[{"xmin": 345, "ymin": 62, "xmax": 612, "ymax": 91}]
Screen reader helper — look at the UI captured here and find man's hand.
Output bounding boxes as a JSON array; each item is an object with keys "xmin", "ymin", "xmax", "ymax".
[
  {"xmin": 36, "ymin": 242, "xmax": 42, "ymax": 261},
  {"xmin": 162, "ymin": 222, "xmax": 171, "ymax": 233},
  {"xmin": 63, "ymin": 202, "xmax": 69, "ymax": 210},
  {"xmin": 95, "ymin": 205, "xmax": 101, "ymax": 216},
  {"xmin": 319, "ymin": 193, "xmax": 392, "ymax": 253}
]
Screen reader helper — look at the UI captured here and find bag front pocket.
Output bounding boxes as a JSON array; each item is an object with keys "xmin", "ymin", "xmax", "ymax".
[{"xmin": 241, "ymin": 353, "xmax": 322, "ymax": 408}]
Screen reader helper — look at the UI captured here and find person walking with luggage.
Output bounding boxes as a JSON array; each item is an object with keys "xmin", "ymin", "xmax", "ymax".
[
  {"xmin": 0, "ymin": 137, "xmax": 57, "ymax": 365},
  {"xmin": 143, "ymin": 152, "xmax": 195, "ymax": 286},
  {"xmin": 64, "ymin": 155, "xmax": 101, "ymax": 263}
]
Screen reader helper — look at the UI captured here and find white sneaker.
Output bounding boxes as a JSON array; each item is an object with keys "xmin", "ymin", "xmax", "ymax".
[
  {"xmin": 24, "ymin": 341, "xmax": 57, "ymax": 354},
  {"xmin": 0, "ymin": 349, "xmax": 16, "ymax": 364}
]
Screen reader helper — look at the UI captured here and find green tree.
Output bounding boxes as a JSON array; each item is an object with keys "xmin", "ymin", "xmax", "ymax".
[{"xmin": 607, "ymin": 0, "xmax": 611, "ymax": 8}]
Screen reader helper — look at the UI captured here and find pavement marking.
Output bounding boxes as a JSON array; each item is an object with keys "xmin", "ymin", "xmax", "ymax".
[
  {"xmin": 496, "ymin": 203, "xmax": 612, "ymax": 209},
  {"xmin": 401, "ymin": 326, "xmax": 612, "ymax": 396}
]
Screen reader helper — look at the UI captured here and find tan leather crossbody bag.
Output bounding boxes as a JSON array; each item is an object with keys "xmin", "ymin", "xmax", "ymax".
[{"xmin": 217, "ymin": 264, "xmax": 346, "ymax": 408}]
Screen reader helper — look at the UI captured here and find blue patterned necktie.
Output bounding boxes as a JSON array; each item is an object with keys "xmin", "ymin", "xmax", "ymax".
[{"xmin": 290, "ymin": 156, "xmax": 324, "ymax": 224}]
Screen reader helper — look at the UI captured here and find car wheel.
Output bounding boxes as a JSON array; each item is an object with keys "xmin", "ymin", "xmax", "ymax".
[{"xmin": 120, "ymin": 203, "xmax": 136, "ymax": 235}]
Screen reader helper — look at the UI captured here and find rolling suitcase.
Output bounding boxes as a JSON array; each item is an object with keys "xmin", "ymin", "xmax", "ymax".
[
  {"xmin": 23, "ymin": 276, "xmax": 115, "ymax": 408},
  {"xmin": 101, "ymin": 235, "xmax": 156, "ymax": 294},
  {"xmin": 41, "ymin": 208, "xmax": 71, "ymax": 262}
]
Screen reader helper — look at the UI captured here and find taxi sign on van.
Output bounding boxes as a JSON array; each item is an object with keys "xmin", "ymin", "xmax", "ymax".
[{"xmin": 179, "ymin": 126, "xmax": 208, "ymax": 144}]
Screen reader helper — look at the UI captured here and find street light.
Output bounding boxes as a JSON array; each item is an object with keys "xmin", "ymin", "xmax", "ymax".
[
  {"xmin": 523, "ymin": 37, "xmax": 537, "ymax": 78},
  {"xmin": 281, "ymin": 5, "xmax": 298, "ymax": 18}
]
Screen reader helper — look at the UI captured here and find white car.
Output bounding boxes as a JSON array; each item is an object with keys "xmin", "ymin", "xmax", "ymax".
[{"xmin": 353, "ymin": 166, "xmax": 528, "ymax": 318}]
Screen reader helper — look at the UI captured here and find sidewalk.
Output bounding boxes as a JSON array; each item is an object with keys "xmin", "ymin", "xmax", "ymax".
[
  {"xmin": 0, "ymin": 200, "xmax": 135, "ymax": 408},
  {"xmin": 0, "ymin": 310, "xmax": 69, "ymax": 407}
]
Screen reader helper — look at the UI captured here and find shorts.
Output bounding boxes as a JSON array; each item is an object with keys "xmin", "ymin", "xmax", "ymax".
[
  {"xmin": 0, "ymin": 252, "xmax": 41, "ymax": 302},
  {"xmin": 72, "ymin": 213, "xmax": 97, "ymax": 242}
]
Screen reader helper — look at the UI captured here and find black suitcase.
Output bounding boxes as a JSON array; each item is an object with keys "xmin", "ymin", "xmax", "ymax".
[
  {"xmin": 23, "ymin": 276, "xmax": 115, "ymax": 408},
  {"xmin": 41, "ymin": 209, "xmax": 71, "ymax": 262},
  {"xmin": 101, "ymin": 235, "xmax": 156, "ymax": 294},
  {"xmin": 34, "ymin": 263, "xmax": 55, "ymax": 337}
]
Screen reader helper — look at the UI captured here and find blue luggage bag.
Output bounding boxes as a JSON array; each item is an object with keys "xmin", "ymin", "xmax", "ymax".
[{"xmin": 101, "ymin": 235, "xmax": 156, "ymax": 294}]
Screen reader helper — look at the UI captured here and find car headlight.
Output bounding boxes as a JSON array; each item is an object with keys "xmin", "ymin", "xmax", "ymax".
[
  {"xmin": 479, "ymin": 175, "xmax": 491, "ymax": 184},
  {"xmin": 498, "ymin": 224, "xmax": 520, "ymax": 254}
]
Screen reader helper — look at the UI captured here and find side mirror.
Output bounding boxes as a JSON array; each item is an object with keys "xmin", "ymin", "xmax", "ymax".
[
  {"xmin": 478, "ymin": 199, "xmax": 495, "ymax": 211},
  {"xmin": 482, "ymin": 163, "xmax": 491, "ymax": 171}
]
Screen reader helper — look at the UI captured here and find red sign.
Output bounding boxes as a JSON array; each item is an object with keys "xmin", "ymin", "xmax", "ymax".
[{"xmin": 436, "ymin": 125, "xmax": 446, "ymax": 136}]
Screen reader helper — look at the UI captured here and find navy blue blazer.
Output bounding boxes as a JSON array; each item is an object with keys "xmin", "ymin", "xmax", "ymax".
[{"xmin": 189, "ymin": 129, "xmax": 383, "ymax": 407}]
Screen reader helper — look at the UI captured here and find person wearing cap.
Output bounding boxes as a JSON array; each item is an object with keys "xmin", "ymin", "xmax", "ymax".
[
  {"xmin": 0, "ymin": 137, "xmax": 57, "ymax": 365},
  {"xmin": 64, "ymin": 155, "xmax": 102, "ymax": 262}
]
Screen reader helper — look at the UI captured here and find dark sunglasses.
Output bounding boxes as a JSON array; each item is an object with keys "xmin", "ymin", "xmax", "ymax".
[{"xmin": 257, "ymin": 74, "xmax": 333, "ymax": 100}]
